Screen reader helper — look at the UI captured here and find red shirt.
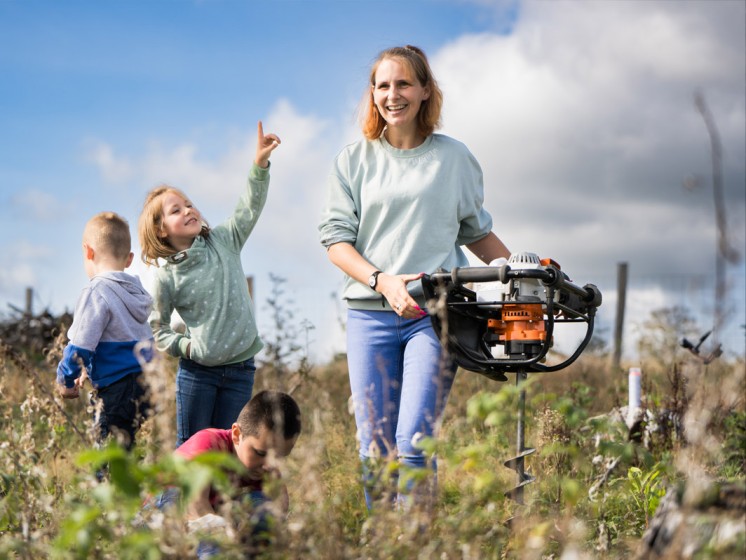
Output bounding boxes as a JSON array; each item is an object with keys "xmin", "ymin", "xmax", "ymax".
[
  {"xmin": 176, "ymin": 428, "xmax": 235, "ymax": 460},
  {"xmin": 175, "ymin": 428, "xmax": 262, "ymax": 504}
]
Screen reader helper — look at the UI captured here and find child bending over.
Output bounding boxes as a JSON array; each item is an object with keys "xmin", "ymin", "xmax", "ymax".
[{"xmin": 157, "ymin": 390, "xmax": 301, "ymax": 558}]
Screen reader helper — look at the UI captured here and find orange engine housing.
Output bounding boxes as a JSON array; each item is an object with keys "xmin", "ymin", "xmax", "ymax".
[{"xmin": 488, "ymin": 303, "xmax": 547, "ymax": 342}]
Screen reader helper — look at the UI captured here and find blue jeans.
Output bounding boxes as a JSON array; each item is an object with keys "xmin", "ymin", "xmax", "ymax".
[
  {"xmin": 176, "ymin": 357, "xmax": 256, "ymax": 447},
  {"xmin": 346, "ymin": 309, "xmax": 456, "ymax": 509}
]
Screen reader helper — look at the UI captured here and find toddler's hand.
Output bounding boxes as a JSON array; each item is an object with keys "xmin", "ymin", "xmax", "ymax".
[
  {"xmin": 254, "ymin": 120, "xmax": 281, "ymax": 168},
  {"xmin": 57, "ymin": 384, "xmax": 79, "ymax": 399},
  {"xmin": 187, "ymin": 513, "xmax": 235, "ymax": 539},
  {"xmin": 74, "ymin": 370, "xmax": 89, "ymax": 389}
]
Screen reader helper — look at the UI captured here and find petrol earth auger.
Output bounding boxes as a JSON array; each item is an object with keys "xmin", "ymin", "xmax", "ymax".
[{"xmin": 422, "ymin": 252, "xmax": 603, "ymax": 504}]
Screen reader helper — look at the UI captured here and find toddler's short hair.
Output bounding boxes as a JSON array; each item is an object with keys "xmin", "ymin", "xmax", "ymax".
[{"xmin": 84, "ymin": 212, "xmax": 131, "ymax": 261}]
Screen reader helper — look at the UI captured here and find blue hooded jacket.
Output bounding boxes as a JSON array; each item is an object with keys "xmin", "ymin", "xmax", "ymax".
[{"xmin": 57, "ymin": 271, "xmax": 154, "ymax": 389}]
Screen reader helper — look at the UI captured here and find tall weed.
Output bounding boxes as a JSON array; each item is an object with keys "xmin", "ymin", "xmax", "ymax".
[{"xmin": 0, "ymin": 301, "xmax": 743, "ymax": 558}]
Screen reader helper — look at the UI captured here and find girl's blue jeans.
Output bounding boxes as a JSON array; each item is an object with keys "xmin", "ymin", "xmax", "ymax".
[
  {"xmin": 175, "ymin": 357, "xmax": 256, "ymax": 447},
  {"xmin": 346, "ymin": 309, "xmax": 456, "ymax": 509}
]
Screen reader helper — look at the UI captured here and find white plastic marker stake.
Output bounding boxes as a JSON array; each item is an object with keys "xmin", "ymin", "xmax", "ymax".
[{"xmin": 627, "ymin": 367, "xmax": 642, "ymax": 426}]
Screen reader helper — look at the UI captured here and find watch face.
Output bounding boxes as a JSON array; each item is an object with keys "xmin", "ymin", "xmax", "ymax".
[{"xmin": 369, "ymin": 271, "xmax": 379, "ymax": 288}]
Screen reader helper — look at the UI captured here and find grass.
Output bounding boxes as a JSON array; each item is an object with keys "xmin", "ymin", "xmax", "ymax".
[{"xmin": 0, "ymin": 319, "xmax": 744, "ymax": 559}]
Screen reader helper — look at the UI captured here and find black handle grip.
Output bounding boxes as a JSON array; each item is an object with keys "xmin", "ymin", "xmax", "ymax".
[
  {"xmin": 427, "ymin": 265, "xmax": 553, "ymax": 285},
  {"xmin": 425, "ymin": 268, "xmax": 500, "ymax": 285},
  {"xmin": 425, "ymin": 266, "xmax": 602, "ymax": 310},
  {"xmin": 451, "ymin": 265, "xmax": 512, "ymax": 284}
]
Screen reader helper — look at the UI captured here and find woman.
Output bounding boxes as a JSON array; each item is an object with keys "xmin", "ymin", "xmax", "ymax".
[{"xmin": 318, "ymin": 45, "xmax": 510, "ymax": 509}]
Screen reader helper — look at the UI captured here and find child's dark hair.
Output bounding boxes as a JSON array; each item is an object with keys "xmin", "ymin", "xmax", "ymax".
[{"xmin": 237, "ymin": 390, "xmax": 301, "ymax": 441}]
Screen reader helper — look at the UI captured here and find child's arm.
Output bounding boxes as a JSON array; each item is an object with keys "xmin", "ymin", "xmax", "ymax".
[
  {"xmin": 263, "ymin": 467, "xmax": 289, "ymax": 514},
  {"xmin": 254, "ymin": 120, "xmax": 281, "ymax": 169},
  {"xmin": 219, "ymin": 121, "xmax": 281, "ymax": 249},
  {"xmin": 56, "ymin": 368, "xmax": 87, "ymax": 398},
  {"xmin": 277, "ymin": 482, "xmax": 289, "ymax": 515},
  {"xmin": 149, "ymin": 281, "xmax": 191, "ymax": 360},
  {"xmin": 56, "ymin": 285, "xmax": 107, "ymax": 395},
  {"xmin": 185, "ymin": 486, "xmax": 215, "ymax": 520},
  {"xmin": 56, "ymin": 343, "xmax": 95, "ymax": 397}
]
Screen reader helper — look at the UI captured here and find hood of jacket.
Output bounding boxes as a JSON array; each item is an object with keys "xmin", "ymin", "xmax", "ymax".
[{"xmin": 91, "ymin": 271, "xmax": 153, "ymax": 323}]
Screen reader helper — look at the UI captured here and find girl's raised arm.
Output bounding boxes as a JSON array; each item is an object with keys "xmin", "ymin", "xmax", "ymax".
[{"xmin": 254, "ymin": 121, "xmax": 281, "ymax": 168}]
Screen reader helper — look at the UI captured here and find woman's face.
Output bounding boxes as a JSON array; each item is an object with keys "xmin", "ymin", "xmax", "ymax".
[{"xmin": 372, "ymin": 57, "xmax": 430, "ymax": 135}]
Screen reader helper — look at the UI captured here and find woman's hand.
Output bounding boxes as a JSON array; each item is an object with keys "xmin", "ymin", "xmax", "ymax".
[
  {"xmin": 325, "ymin": 243, "xmax": 428, "ymax": 318},
  {"xmin": 377, "ymin": 272, "xmax": 428, "ymax": 319},
  {"xmin": 255, "ymin": 120, "xmax": 281, "ymax": 168}
]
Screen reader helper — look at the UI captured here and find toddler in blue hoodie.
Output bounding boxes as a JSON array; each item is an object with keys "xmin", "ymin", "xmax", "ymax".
[{"xmin": 57, "ymin": 211, "xmax": 154, "ymax": 450}]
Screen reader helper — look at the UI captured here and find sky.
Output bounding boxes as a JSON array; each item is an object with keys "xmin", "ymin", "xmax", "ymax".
[{"xmin": 1, "ymin": 0, "xmax": 744, "ymax": 365}]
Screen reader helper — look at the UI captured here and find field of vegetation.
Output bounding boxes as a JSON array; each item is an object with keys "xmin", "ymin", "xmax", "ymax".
[{"xmin": 0, "ymin": 301, "xmax": 744, "ymax": 559}]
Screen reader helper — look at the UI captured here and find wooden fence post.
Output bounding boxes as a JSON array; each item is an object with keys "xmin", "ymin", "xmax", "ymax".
[
  {"xmin": 25, "ymin": 287, "xmax": 33, "ymax": 318},
  {"xmin": 611, "ymin": 262, "xmax": 628, "ymax": 372}
]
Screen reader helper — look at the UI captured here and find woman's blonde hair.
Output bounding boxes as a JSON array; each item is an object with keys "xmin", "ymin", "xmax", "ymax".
[
  {"xmin": 360, "ymin": 45, "xmax": 443, "ymax": 141},
  {"xmin": 138, "ymin": 185, "xmax": 209, "ymax": 266}
]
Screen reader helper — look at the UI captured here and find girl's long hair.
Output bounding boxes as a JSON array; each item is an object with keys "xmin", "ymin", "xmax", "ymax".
[
  {"xmin": 360, "ymin": 45, "xmax": 443, "ymax": 141},
  {"xmin": 138, "ymin": 185, "xmax": 209, "ymax": 267}
]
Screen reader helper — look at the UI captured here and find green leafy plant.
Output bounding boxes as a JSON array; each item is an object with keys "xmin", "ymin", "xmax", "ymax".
[
  {"xmin": 721, "ymin": 409, "xmax": 746, "ymax": 478},
  {"xmin": 1, "ymin": 299, "xmax": 744, "ymax": 559},
  {"xmin": 626, "ymin": 463, "xmax": 667, "ymax": 530}
]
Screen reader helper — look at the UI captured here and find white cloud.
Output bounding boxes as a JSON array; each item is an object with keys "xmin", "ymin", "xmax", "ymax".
[
  {"xmin": 64, "ymin": 0, "xmax": 746, "ymax": 361},
  {"xmin": 85, "ymin": 141, "xmax": 134, "ymax": 183},
  {"xmin": 81, "ymin": 99, "xmax": 350, "ymax": 360},
  {"xmin": 432, "ymin": 0, "xmax": 745, "ymax": 286},
  {"xmin": 85, "ymin": 98, "xmax": 343, "ymax": 268},
  {"xmin": 250, "ymin": 101, "xmax": 340, "ymax": 266}
]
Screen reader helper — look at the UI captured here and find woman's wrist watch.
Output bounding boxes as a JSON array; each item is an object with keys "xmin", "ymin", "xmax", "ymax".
[{"xmin": 368, "ymin": 270, "xmax": 382, "ymax": 290}]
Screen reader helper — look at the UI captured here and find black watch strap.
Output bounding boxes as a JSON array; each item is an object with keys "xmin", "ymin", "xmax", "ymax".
[{"xmin": 368, "ymin": 270, "xmax": 382, "ymax": 290}]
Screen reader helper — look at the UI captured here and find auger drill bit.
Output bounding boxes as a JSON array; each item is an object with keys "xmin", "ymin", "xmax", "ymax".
[{"xmin": 503, "ymin": 370, "xmax": 535, "ymax": 504}]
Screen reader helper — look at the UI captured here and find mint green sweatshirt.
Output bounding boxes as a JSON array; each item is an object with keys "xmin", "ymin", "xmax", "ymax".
[
  {"xmin": 150, "ymin": 164, "xmax": 268, "ymax": 366},
  {"xmin": 319, "ymin": 134, "xmax": 493, "ymax": 310}
]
